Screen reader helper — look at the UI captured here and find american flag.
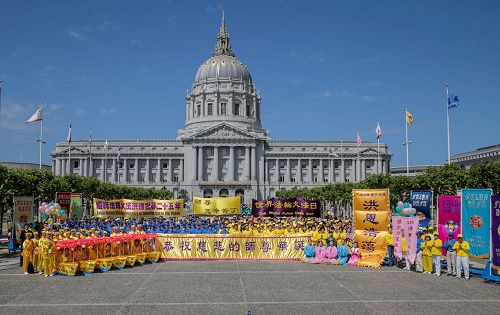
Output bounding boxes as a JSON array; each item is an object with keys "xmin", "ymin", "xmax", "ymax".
[
  {"xmin": 375, "ymin": 122, "xmax": 382, "ymax": 139},
  {"xmin": 357, "ymin": 132, "xmax": 362, "ymax": 148},
  {"xmin": 328, "ymin": 148, "xmax": 339, "ymax": 157}
]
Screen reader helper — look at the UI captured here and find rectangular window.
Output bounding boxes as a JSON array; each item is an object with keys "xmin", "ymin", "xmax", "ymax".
[
  {"xmin": 173, "ymin": 176, "xmax": 179, "ymax": 182},
  {"xmin": 130, "ymin": 163, "xmax": 135, "ymax": 169},
  {"xmin": 119, "ymin": 161, "xmax": 123, "ymax": 168},
  {"xmin": 291, "ymin": 177, "xmax": 296, "ymax": 183},
  {"xmin": 207, "ymin": 103, "xmax": 213, "ymax": 115},
  {"xmin": 74, "ymin": 161, "xmax": 79, "ymax": 168},
  {"xmin": 197, "ymin": 104, "xmax": 201, "ymax": 116},
  {"xmin": 221, "ymin": 102, "xmax": 227, "ymax": 115},
  {"xmin": 279, "ymin": 175, "xmax": 285, "ymax": 182},
  {"xmin": 314, "ymin": 176, "xmax": 318, "ymax": 183},
  {"xmin": 233, "ymin": 103, "xmax": 240, "ymax": 116},
  {"xmin": 163, "ymin": 162, "xmax": 168, "ymax": 168},
  {"xmin": 323, "ymin": 178, "xmax": 328, "ymax": 183},
  {"xmin": 246, "ymin": 104, "xmax": 251, "ymax": 117}
]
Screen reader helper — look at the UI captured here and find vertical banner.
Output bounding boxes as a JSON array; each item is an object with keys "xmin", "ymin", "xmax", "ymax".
[
  {"xmin": 70, "ymin": 193, "xmax": 83, "ymax": 219},
  {"xmin": 56, "ymin": 192, "xmax": 71, "ymax": 217},
  {"xmin": 391, "ymin": 216, "xmax": 419, "ymax": 263},
  {"xmin": 410, "ymin": 190, "xmax": 432, "ymax": 228},
  {"xmin": 193, "ymin": 196, "xmax": 241, "ymax": 216},
  {"xmin": 437, "ymin": 195, "xmax": 461, "ymax": 254},
  {"xmin": 491, "ymin": 195, "xmax": 500, "ymax": 270},
  {"xmin": 461, "ymin": 189, "xmax": 492, "ymax": 258},
  {"xmin": 13, "ymin": 196, "xmax": 34, "ymax": 239},
  {"xmin": 353, "ymin": 189, "xmax": 390, "ymax": 268}
]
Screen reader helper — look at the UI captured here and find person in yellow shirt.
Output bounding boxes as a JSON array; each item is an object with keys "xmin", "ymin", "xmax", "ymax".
[
  {"xmin": 21, "ymin": 233, "xmax": 35, "ymax": 274},
  {"xmin": 430, "ymin": 231, "xmax": 443, "ymax": 276},
  {"xmin": 386, "ymin": 227, "xmax": 395, "ymax": 266},
  {"xmin": 31, "ymin": 231, "xmax": 40, "ymax": 273},
  {"xmin": 452, "ymin": 234, "xmax": 470, "ymax": 280},
  {"xmin": 401, "ymin": 233, "xmax": 411, "ymax": 270},
  {"xmin": 421, "ymin": 235, "xmax": 433, "ymax": 274}
]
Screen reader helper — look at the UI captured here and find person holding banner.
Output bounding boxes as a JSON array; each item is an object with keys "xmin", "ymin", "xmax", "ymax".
[
  {"xmin": 430, "ymin": 231, "xmax": 443, "ymax": 276},
  {"xmin": 443, "ymin": 234, "xmax": 457, "ymax": 276},
  {"xmin": 421, "ymin": 235, "xmax": 433, "ymax": 274},
  {"xmin": 386, "ymin": 227, "xmax": 395, "ymax": 266},
  {"xmin": 400, "ymin": 233, "xmax": 411, "ymax": 270},
  {"xmin": 415, "ymin": 231, "xmax": 424, "ymax": 272},
  {"xmin": 453, "ymin": 234, "xmax": 470, "ymax": 280}
]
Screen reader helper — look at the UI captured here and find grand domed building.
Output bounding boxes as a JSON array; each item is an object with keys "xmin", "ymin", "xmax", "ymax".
[{"xmin": 52, "ymin": 15, "xmax": 392, "ymax": 203}]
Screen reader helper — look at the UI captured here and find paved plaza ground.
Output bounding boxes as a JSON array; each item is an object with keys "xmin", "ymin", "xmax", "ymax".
[{"xmin": 0, "ymin": 258, "xmax": 499, "ymax": 315}]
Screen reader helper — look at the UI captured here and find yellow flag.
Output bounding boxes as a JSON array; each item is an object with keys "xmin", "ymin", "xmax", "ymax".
[{"xmin": 406, "ymin": 110, "xmax": 413, "ymax": 124}]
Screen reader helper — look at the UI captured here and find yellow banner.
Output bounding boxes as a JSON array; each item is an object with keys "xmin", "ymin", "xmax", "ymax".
[
  {"xmin": 354, "ymin": 211, "xmax": 389, "ymax": 232},
  {"xmin": 193, "ymin": 196, "xmax": 241, "ymax": 216},
  {"xmin": 93, "ymin": 198, "xmax": 185, "ymax": 218},
  {"xmin": 13, "ymin": 196, "xmax": 34, "ymax": 239},
  {"xmin": 352, "ymin": 188, "xmax": 390, "ymax": 212},
  {"xmin": 158, "ymin": 234, "xmax": 310, "ymax": 260},
  {"xmin": 353, "ymin": 189, "xmax": 390, "ymax": 268}
]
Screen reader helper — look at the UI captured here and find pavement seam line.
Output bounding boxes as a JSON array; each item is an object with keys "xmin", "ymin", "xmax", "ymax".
[{"xmin": 236, "ymin": 261, "xmax": 249, "ymax": 314}]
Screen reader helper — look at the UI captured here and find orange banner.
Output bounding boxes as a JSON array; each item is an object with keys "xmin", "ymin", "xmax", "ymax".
[{"xmin": 353, "ymin": 189, "xmax": 390, "ymax": 212}]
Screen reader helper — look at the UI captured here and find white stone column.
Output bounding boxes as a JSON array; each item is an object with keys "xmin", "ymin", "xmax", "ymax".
[
  {"xmin": 350, "ymin": 159, "xmax": 356, "ymax": 182},
  {"xmin": 319, "ymin": 159, "xmax": 324, "ymax": 183},
  {"xmin": 245, "ymin": 146, "xmax": 250, "ymax": 180},
  {"xmin": 228, "ymin": 146, "xmax": 235, "ymax": 181},
  {"xmin": 89, "ymin": 158, "xmax": 93, "ymax": 177},
  {"xmin": 67, "ymin": 157, "xmax": 71, "ymax": 174},
  {"xmin": 212, "ymin": 147, "xmax": 219, "ymax": 181},
  {"xmin": 198, "ymin": 147, "xmax": 204, "ymax": 181},
  {"xmin": 123, "ymin": 158, "xmax": 128, "ymax": 183},
  {"xmin": 297, "ymin": 159, "xmax": 302, "ymax": 183},
  {"xmin": 167, "ymin": 159, "xmax": 173, "ymax": 182},
  {"xmin": 308, "ymin": 159, "xmax": 313, "ymax": 183},
  {"xmin": 250, "ymin": 146, "xmax": 256, "ymax": 180},
  {"xmin": 340, "ymin": 158, "xmax": 345, "ymax": 182},
  {"xmin": 55, "ymin": 158, "xmax": 61, "ymax": 176},
  {"xmin": 285, "ymin": 159, "xmax": 291, "ymax": 183},
  {"xmin": 328, "ymin": 159, "xmax": 334, "ymax": 183},
  {"xmin": 134, "ymin": 158, "xmax": 139, "ymax": 183},
  {"xmin": 157, "ymin": 159, "xmax": 162, "ymax": 183},
  {"xmin": 112, "ymin": 158, "xmax": 117, "ymax": 183},
  {"xmin": 264, "ymin": 158, "xmax": 268, "ymax": 182},
  {"xmin": 180, "ymin": 159, "xmax": 184, "ymax": 182},
  {"xmin": 82, "ymin": 158, "xmax": 87, "ymax": 177},
  {"xmin": 145, "ymin": 158, "xmax": 150, "ymax": 183},
  {"xmin": 101, "ymin": 159, "xmax": 105, "ymax": 181},
  {"xmin": 361, "ymin": 159, "xmax": 366, "ymax": 180}
]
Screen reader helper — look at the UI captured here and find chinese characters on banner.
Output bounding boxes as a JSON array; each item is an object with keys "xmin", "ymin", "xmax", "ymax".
[
  {"xmin": 352, "ymin": 189, "xmax": 390, "ymax": 268},
  {"xmin": 56, "ymin": 192, "xmax": 71, "ymax": 217},
  {"xmin": 252, "ymin": 198, "xmax": 321, "ymax": 218},
  {"xmin": 392, "ymin": 216, "xmax": 420, "ymax": 264},
  {"xmin": 193, "ymin": 196, "xmax": 240, "ymax": 216},
  {"xmin": 410, "ymin": 190, "xmax": 432, "ymax": 228},
  {"xmin": 437, "ymin": 195, "xmax": 461, "ymax": 255},
  {"xmin": 158, "ymin": 234, "xmax": 310, "ymax": 260},
  {"xmin": 13, "ymin": 196, "xmax": 34, "ymax": 239},
  {"xmin": 93, "ymin": 198, "xmax": 185, "ymax": 218},
  {"xmin": 461, "ymin": 189, "xmax": 491, "ymax": 258},
  {"xmin": 491, "ymin": 195, "xmax": 500, "ymax": 270}
]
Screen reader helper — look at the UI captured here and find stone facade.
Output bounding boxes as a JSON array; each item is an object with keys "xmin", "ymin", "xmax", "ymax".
[{"xmin": 51, "ymin": 15, "xmax": 392, "ymax": 204}]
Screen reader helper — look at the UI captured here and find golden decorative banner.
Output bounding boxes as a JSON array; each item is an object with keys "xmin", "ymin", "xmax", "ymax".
[
  {"xmin": 158, "ymin": 234, "xmax": 310, "ymax": 260},
  {"xmin": 93, "ymin": 198, "xmax": 185, "ymax": 218},
  {"xmin": 352, "ymin": 188, "xmax": 390, "ymax": 212},
  {"xmin": 13, "ymin": 196, "xmax": 34, "ymax": 239},
  {"xmin": 193, "ymin": 196, "xmax": 241, "ymax": 216},
  {"xmin": 353, "ymin": 189, "xmax": 390, "ymax": 268}
]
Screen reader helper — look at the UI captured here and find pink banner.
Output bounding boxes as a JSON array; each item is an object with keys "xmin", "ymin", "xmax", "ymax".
[
  {"xmin": 392, "ymin": 216, "xmax": 420, "ymax": 264},
  {"xmin": 437, "ymin": 196, "xmax": 461, "ymax": 255}
]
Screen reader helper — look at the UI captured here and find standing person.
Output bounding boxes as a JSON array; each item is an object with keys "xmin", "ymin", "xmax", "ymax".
[
  {"xmin": 453, "ymin": 234, "xmax": 470, "ymax": 280},
  {"xmin": 337, "ymin": 238, "xmax": 349, "ymax": 265},
  {"xmin": 19, "ymin": 224, "xmax": 30, "ymax": 266},
  {"xmin": 386, "ymin": 227, "xmax": 395, "ymax": 266},
  {"xmin": 430, "ymin": 231, "xmax": 443, "ymax": 276},
  {"xmin": 415, "ymin": 231, "xmax": 424, "ymax": 273},
  {"xmin": 443, "ymin": 233, "xmax": 457, "ymax": 276},
  {"xmin": 401, "ymin": 232, "xmax": 411, "ymax": 270},
  {"xmin": 421, "ymin": 235, "xmax": 433, "ymax": 274},
  {"xmin": 21, "ymin": 233, "xmax": 35, "ymax": 274}
]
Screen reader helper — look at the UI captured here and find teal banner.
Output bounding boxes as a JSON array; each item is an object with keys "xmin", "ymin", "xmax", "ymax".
[{"xmin": 461, "ymin": 189, "xmax": 492, "ymax": 258}]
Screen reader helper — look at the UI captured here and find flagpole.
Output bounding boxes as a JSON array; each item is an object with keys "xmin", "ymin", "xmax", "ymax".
[
  {"xmin": 405, "ymin": 106, "xmax": 410, "ymax": 175},
  {"xmin": 104, "ymin": 142, "xmax": 108, "ymax": 182},
  {"xmin": 68, "ymin": 126, "xmax": 71, "ymax": 175},
  {"xmin": 340, "ymin": 140, "xmax": 344, "ymax": 183},
  {"xmin": 377, "ymin": 136, "xmax": 380, "ymax": 174},
  {"xmin": 39, "ymin": 119, "xmax": 43, "ymax": 169},
  {"xmin": 446, "ymin": 84, "xmax": 451, "ymax": 165}
]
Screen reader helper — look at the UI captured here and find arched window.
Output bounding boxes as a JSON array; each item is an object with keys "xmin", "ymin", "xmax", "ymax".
[
  {"xmin": 233, "ymin": 103, "xmax": 240, "ymax": 116},
  {"xmin": 203, "ymin": 189, "xmax": 213, "ymax": 198},
  {"xmin": 219, "ymin": 188, "xmax": 229, "ymax": 197},
  {"xmin": 235, "ymin": 188, "xmax": 244, "ymax": 197}
]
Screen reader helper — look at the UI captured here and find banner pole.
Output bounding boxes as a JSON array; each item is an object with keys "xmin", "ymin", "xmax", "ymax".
[
  {"xmin": 446, "ymin": 84, "xmax": 451, "ymax": 165},
  {"xmin": 405, "ymin": 106, "xmax": 410, "ymax": 175}
]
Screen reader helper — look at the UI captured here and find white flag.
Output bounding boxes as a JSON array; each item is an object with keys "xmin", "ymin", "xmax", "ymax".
[
  {"xmin": 104, "ymin": 140, "xmax": 108, "ymax": 149},
  {"xmin": 375, "ymin": 122, "xmax": 382, "ymax": 139},
  {"xmin": 328, "ymin": 148, "xmax": 339, "ymax": 157},
  {"xmin": 26, "ymin": 107, "xmax": 43, "ymax": 123},
  {"xmin": 67, "ymin": 122, "xmax": 72, "ymax": 143}
]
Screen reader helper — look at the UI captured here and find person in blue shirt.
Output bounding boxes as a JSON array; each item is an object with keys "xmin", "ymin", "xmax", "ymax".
[
  {"xmin": 337, "ymin": 238, "xmax": 349, "ymax": 265},
  {"xmin": 303, "ymin": 238, "xmax": 315, "ymax": 263},
  {"xmin": 416, "ymin": 231, "xmax": 424, "ymax": 272},
  {"xmin": 218, "ymin": 225, "xmax": 230, "ymax": 234},
  {"xmin": 443, "ymin": 233, "xmax": 457, "ymax": 276}
]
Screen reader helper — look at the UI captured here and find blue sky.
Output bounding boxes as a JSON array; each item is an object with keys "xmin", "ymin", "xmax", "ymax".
[{"xmin": 0, "ymin": 0, "xmax": 499, "ymax": 167}]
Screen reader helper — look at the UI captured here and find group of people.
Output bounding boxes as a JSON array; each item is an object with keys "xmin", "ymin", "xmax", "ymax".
[
  {"xmin": 303, "ymin": 237, "xmax": 359, "ymax": 265},
  {"xmin": 386, "ymin": 226, "xmax": 471, "ymax": 280}
]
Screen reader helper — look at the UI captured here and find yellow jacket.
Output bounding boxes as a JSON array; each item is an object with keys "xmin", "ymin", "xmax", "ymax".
[
  {"xmin": 421, "ymin": 241, "xmax": 432, "ymax": 256},
  {"xmin": 452, "ymin": 240, "xmax": 470, "ymax": 257},
  {"xmin": 430, "ymin": 239, "xmax": 443, "ymax": 256},
  {"xmin": 386, "ymin": 233, "xmax": 394, "ymax": 246},
  {"xmin": 401, "ymin": 236, "xmax": 408, "ymax": 252}
]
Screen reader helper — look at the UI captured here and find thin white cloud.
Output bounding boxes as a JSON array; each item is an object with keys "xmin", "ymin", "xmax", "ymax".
[
  {"xmin": 97, "ymin": 20, "xmax": 121, "ymax": 32},
  {"xmin": 129, "ymin": 39, "xmax": 143, "ymax": 46},
  {"xmin": 99, "ymin": 107, "xmax": 118, "ymax": 115},
  {"xmin": 66, "ymin": 27, "xmax": 89, "ymax": 41},
  {"xmin": 360, "ymin": 95, "xmax": 377, "ymax": 102}
]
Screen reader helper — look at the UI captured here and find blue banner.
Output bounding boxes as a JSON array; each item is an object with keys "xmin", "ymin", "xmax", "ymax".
[
  {"xmin": 410, "ymin": 190, "xmax": 432, "ymax": 228},
  {"xmin": 461, "ymin": 189, "xmax": 492, "ymax": 258}
]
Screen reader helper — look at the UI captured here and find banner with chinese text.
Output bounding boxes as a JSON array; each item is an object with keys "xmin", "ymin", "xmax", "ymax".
[
  {"xmin": 56, "ymin": 192, "xmax": 71, "ymax": 217},
  {"xmin": 461, "ymin": 189, "xmax": 492, "ymax": 258},
  {"xmin": 392, "ymin": 216, "xmax": 420, "ymax": 264},
  {"xmin": 93, "ymin": 198, "xmax": 185, "ymax": 218},
  {"xmin": 158, "ymin": 234, "xmax": 310, "ymax": 260},
  {"xmin": 252, "ymin": 198, "xmax": 321, "ymax": 218},
  {"xmin": 352, "ymin": 189, "xmax": 390, "ymax": 268},
  {"xmin": 193, "ymin": 196, "xmax": 240, "ymax": 216},
  {"xmin": 437, "ymin": 195, "xmax": 461, "ymax": 255},
  {"xmin": 13, "ymin": 196, "xmax": 34, "ymax": 239},
  {"xmin": 410, "ymin": 190, "xmax": 432, "ymax": 228},
  {"xmin": 490, "ymin": 195, "xmax": 500, "ymax": 270}
]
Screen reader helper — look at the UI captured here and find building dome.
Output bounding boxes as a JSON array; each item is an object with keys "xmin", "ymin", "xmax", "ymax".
[{"xmin": 195, "ymin": 55, "xmax": 252, "ymax": 84}]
